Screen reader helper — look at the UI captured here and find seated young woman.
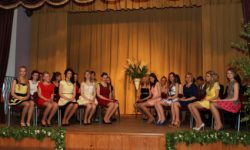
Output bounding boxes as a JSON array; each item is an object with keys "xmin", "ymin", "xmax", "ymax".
[
  {"xmin": 37, "ymin": 72, "xmax": 58, "ymax": 127},
  {"xmin": 10, "ymin": 66, "xmax": 34, "ymax": 127},
  {"xmin": 188, "ymin": 71, "xmax": 220, "ymax": 131},
  {"xmin": 97, "ymin": 72, "xmax": 118, "ymax": 124},
  {"xmin": 134, "ymin": 75, "xmax": 152, "ymax": 117},
  {"xmin": 51, "ymin": 72, "xmax": 61, "ymax": 101},
  {"xmin": 160, "ymin": 76, "xmax": 168, "ymax": 99},
  {"xmin": 210, "ymin": 68, "xmax": 241, "ymax": 131},
  {"xmin": 171, "ymin": 73, "xmax": 197, "ymax": 128},
  {"xmin": 29, "ymin": 70, "xmax": 40, "ymax": 100},
  {"xmin": 154, "ymin": 72, "xmax": 179, "ymax": 125},
  {"xmin": 77, "ymin": 70, "xmax": 97, "ymax": 125},
  {"xmin": 58, "ymin": 68, "xmax": 78, "ymax": 126},
  {"xmin": 137, "ymin": 73, "xmax": 161, "ymax": 124}
]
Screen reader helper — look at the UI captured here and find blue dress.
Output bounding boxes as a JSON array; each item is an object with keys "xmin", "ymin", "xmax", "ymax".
[{"xmin": 179, "ymin": 83, "xmax": 197, "ymax": 107}]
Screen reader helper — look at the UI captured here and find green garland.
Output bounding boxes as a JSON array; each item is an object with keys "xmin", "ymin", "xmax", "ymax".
[
  {"xmin": 166, "ymin": 131, "xmax": 250, "ymax": 150},
  {"xmin": 0, "ymin": 127, "xmax": 65, "ymax": 150}
]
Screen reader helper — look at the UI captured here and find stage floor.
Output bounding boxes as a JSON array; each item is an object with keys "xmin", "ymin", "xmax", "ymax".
[{"xmin": 65, "ymin": 115, "xmax": 190, "ymax": 134}]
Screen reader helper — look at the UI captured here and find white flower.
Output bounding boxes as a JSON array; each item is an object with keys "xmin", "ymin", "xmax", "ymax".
[
  {"xmin": 47, "ymin": 132, "xmax": 51, "ymax": 136},
  {"xmin": 241, "ymin": 137, "xmax": 244, "ymax": 140},
  {"xmin": 61, "ymin": 135, "xmax": 64, "ymax": 138},
  {"xmin": 3, "ymin": 132, "xmax": 5, "ymax": 135}
]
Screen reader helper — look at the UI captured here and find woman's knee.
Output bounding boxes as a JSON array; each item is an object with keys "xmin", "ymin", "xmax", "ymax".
[{"xmin": 22, "ymin": 102, "xmax": 30, "ymax": 107}]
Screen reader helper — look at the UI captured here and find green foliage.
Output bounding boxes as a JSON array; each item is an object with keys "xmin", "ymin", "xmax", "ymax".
[
  {"xmin": 166, "ymin": 131, "xmax": 250, "ymax": 150},
  {"xmin": 0, "ymin": 127, "xmax": 65, "ymax": 150},
  {"xmin": 230, "ymin": 56, "xmax": 250, "ymax": 77},
  {"xmin": 231, "ymin": 22, "xmax": 250, "ymax": 53},
  {"xmin": 125, "ymin": 59, "xmax": 148, "ymax": 80}
]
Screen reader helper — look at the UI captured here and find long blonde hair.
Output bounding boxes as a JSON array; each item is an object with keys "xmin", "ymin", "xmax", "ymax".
[{"xmin": 206, "ymin": 70, "xmax": 219, "ymax": 90}]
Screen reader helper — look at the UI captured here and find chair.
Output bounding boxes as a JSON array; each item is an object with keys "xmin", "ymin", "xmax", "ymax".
[{"xmin": 7, "ymin": 93, "xmax": 36, "ymax": 126}]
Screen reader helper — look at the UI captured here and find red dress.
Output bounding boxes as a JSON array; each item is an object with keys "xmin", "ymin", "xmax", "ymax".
[
  {"xmin": 216, "ymin": 81, "xmax": 241, "ymax": 113},
  {"xmin": 37, "ymin": 82, "xmax": 55, "ymax": 107},
  {"xmin": 98, "ymin": 84, "xmax": 117, "ymax": 106}
]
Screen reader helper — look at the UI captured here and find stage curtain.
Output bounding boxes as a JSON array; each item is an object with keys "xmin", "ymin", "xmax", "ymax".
[
  {"xmin": 67, "ymin": 8, "xmax": 202, "ymax": 114},
  {"xmin": 201, "ymin": 0, "xmax": 244, "ymax": 84},
  {"xmin": 0, "ymin": 9, "xmax": 14, "ymax": 123},
  {"xmin": 0, "ymin": 0, "xmax": 202, "ymax": 10},
  {"xmin": 30, "ymin": 0, "xmax": 243, "ymax": 114},
  {"xmin": 30, "ymin": 11, "xmax": 68, "ymax": 74}
]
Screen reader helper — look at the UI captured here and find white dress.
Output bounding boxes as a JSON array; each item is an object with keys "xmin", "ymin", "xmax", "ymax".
[
  {"xmin": 77, "ymin": 82, "xmax": 97, "ymax": 105},
  {"xmin": 29, "ymin": 80, "xmax": 39, "ymax": 95},
  {"xmin": 162, "ymin": 84, "xmax": 178, "ymax": 105}
]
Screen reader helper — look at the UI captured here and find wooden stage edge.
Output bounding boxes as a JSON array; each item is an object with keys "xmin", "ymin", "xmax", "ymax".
[{"xmin": 0, "ymin": 115, "xmax": 250, "ymax": 150}]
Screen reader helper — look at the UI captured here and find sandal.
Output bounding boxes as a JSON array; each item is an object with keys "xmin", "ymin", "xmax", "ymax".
[{"xmin": 20, "ymin": 122, "xmax": 26, "ymax": 127}]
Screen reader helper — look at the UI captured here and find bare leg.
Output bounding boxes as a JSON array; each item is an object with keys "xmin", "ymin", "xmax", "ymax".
[
  {"xmin": 62, "ymin": 103, "xmax": 73, "ymax": 124},
  {"xmin": 41, "ymin": 102, "xmax": 52, "ymax": 125},
  {"xmin": 139, "ymin": 102, "xmax": 154, "ymax": 123},
  {"xmin": 88, "ymin": 104, "xmax": 97, "ymax": 123},
  {"xmin": 108, "ymin": 103, "xmax": 118, "ymax": 119},
  {"xmin": 47, "ymin": 102, "xmax": 58, "ymax": 124},
  {"xmin": 188, "ymin": 103, "xmax": 199, "ymax": 126},
  {"xmin": 210, "ymin": 103, "xmax": 223, "ymax": 130},
  {"xmin": 189, "ymin": 102, "xmax": 204, "ymax": 128},
  {"xmin": 171, "ymin": 103, "xmax": 175, "ymax": 124},
  {"xmin": 26, "ymin": 101, "xmax": 34, "ymax": 124},
  {"xmin": 104, "ymin": 102, "xmax": 114, "ymax": 123},
  {"xmin": 20, "ymin": 102, "xmax": 30, "ymax": 124},
  {"xmin": 154, "ymin": 101, "xmax": 163, "ymax": 122},
  {"xmin": 173, "ymin": 102, "xmax": 181, "ymax": 126},
  {"xmin": 66, "ymin": 104, "xmax": 78, "ymax": 123},
  {"xmin": 84, "ymin": 104, "xmax": 91, "ymax": 124}
]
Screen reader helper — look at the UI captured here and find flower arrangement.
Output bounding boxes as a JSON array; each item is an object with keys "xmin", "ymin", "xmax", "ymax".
[
  {"xmin": 125, "ymin": 58, "xmax": 148, "ymax": 80},
  {"xmin": 166, "ymin": 130, "xmax": 250, "ymax": 150},
  {"xmin": 0, "ymin": 127, "xmax": 65, "ymax": 150}
]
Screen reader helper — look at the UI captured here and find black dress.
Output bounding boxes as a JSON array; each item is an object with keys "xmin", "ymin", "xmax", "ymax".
[{"xmin": 139, "ymin": 88, "xmax": 150, "ymax": 101}]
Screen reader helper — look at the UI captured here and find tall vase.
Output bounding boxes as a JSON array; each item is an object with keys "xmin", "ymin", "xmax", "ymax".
[{"xmin": 133, "ymin": 78, "xmax": 141, "ymax": 90}]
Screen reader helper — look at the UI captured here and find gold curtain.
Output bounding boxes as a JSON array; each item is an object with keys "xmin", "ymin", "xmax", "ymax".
[
  {"xmin": 67, "ymin": 8, "xmax": 202, "ymax": 114},
  {"xmin": 30, "ymin": 12, "xmax": 68, "ymax": 74},
  {"xmin": 30, "ymin": 0, "xmax": 243, "ymax": 114},
  {"xmin": 201, "ymin": 0, "xmax": 243, "ymax": 84}
]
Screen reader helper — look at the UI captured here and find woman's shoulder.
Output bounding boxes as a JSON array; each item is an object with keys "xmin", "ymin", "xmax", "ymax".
[{"xmin": 60, "ymin": 80, "xmax": 66, "ymax": 85}]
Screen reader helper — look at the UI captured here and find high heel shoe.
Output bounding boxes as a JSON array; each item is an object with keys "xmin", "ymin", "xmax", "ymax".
[
  {"xmin": 159, "ymin": 120, "xmax": 167, "ymax": 126},
  {"xmin": 168, "ymin": 122, "xmax": 175, "ymax": 128},
  {"xmin": 20, "ymin": 122, "xmax": 26, "ymax": 127},
  {"xmin": 173, "ymin": 121, "xmax": 180, "ymax": 128},
  {"xmin": 103, "ymin": 119, "xmax": 112, "ymax": 124},
  {"xmin": 193, "ymin": 123, "xmax": 205, "ymax": 131},
  {"xmin": 26, "ymin": 123, "xmax": 31, "ymax": 127}
]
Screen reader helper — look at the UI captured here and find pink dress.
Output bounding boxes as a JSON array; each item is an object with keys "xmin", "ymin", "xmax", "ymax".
[
  {"xmin": 217, "ymin": 81, "xmax": 241, "ymax": 113},
  {"xmin": 147, "ymin": 83, "xmax": 161, "ymax": 106}
]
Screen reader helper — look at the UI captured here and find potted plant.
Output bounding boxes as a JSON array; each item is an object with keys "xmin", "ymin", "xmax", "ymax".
[{"xmin": 125, "ymin": 58, "xmax": 148, "ymax": 90}]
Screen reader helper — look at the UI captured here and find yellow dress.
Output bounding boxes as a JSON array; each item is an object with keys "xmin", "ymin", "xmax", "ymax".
[
  {"xmin": 198, "ymin": 82, "xmax": 220, "ymax": 109},
  {"xmin": 9, "ymin": 79, "xmax": 29, "ymax": 105},
  {"xmin": 58, "ymin": 80, "xmax": 76, "ymax": 106},
  {"xmin": 77, "ymin": 82, "xmax": 97, "ymax": 105}
]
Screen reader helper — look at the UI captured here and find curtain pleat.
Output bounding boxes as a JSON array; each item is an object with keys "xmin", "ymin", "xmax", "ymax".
[{"xmin": 0, "ymin": 8, "xmax": 14, "ymax": 123}]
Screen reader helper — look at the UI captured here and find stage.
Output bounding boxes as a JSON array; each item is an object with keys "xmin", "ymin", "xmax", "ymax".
[{"xmin": 0, "ymin": 115, "xmax": 250, "ymax": 150}]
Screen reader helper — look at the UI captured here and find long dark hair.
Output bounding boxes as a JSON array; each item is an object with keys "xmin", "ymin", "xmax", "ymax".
[
  {"xmin": 168, "ymin": 72, "xmax": 176, "ymax": 85},
  {"xmin": 227, "ymin": 68, "xmax": 241, "ymax": 86},
  {"xmin": 73, "ymin": 73, "xmax": 80, "ymax": 88},
  {"xmin": 149, "ymin": 73, "xmax": 158, "ymax": 87},
  {"xmin": 51, "ymin": 72, "xmax": 61, "ymax": 82},
  {"xmin": 64, "ymin": 68, "xmax": 74, "ymax": 83},
  {"xmin": 175, "ymin": 74, "xmax": 181, "ymax": 84},
  {"xmin": 29, "ymin": 70, "xmax": 39, "ymax": 80}
]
